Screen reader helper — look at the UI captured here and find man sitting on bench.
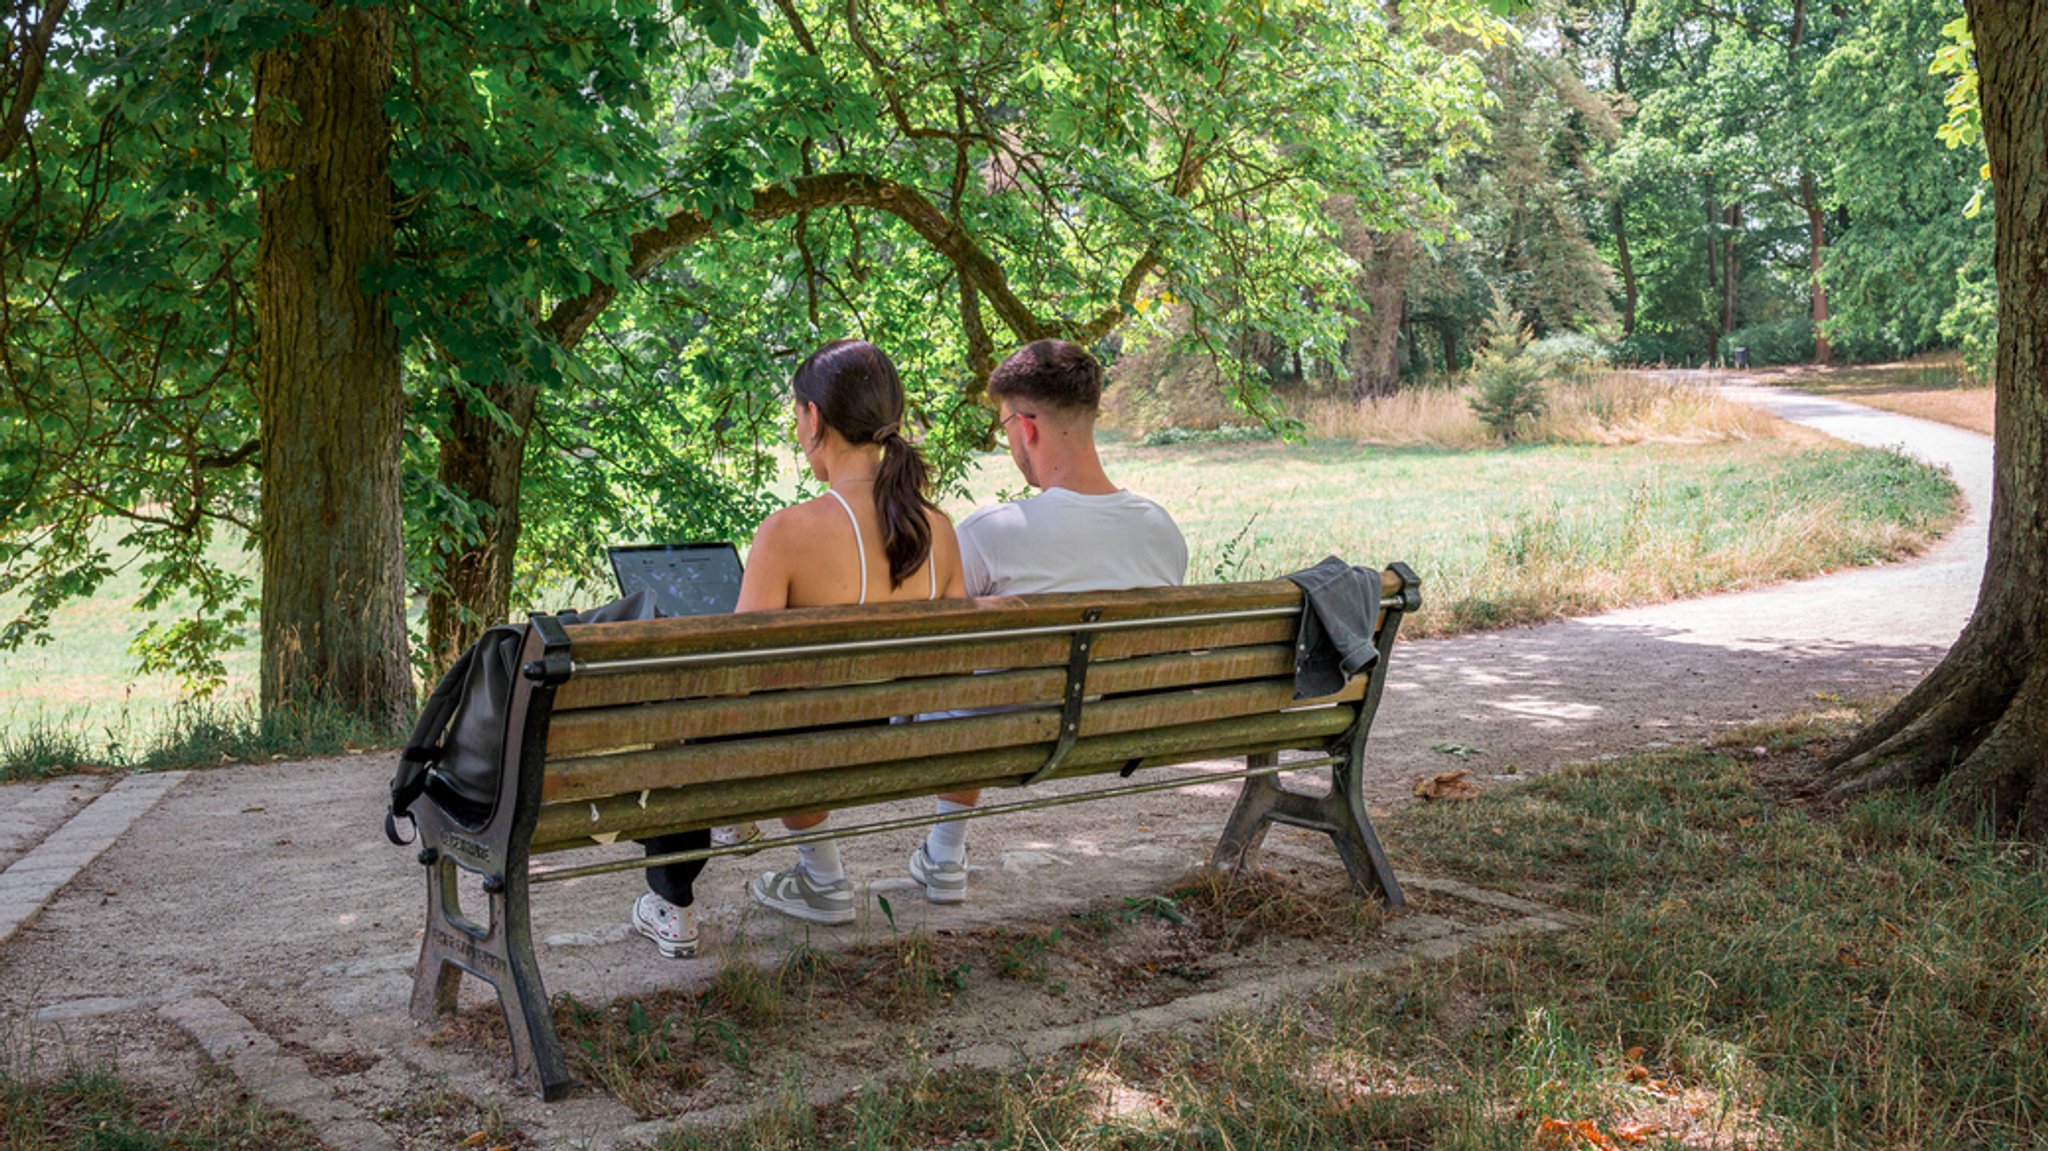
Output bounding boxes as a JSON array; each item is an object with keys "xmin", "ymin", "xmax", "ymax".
[{"xmin": 904, "ymin": 339, "xmax": 1189, "ymax": 905}]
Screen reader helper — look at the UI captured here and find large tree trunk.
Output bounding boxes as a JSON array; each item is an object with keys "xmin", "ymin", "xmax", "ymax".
[
  {"xmin": 1330, "ymin": 196, "xmax": 1413, "ymax": 399},
  {"xmin": 1802, "ymin": 170, "xmax": 1832, "ymax": 365},
  {"xmin": 1812, "ymin": 1, "xmax": 2048, "ymax": 832},
  {"xmin": 425, "ymin": 376, "xmax": 538, "ymax": 669},
  {"xmin": 253, "ymin": 4, "xmax": 411, "ymax": 729}
]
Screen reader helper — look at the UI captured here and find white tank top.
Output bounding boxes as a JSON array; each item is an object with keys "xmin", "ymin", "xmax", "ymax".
[{"xmin": 825, "ymin": 487, "xmax": 937, "ymax": 603}]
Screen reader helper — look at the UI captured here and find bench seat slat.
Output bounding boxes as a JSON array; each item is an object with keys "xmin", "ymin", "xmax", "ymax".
[
  {"xmin": 545, "ymin": 644, "xmax": 1302, "ymax": 756},
  {"xmin": 549, "ymin": 615, "xmax": 1306, "ymax": 711},
  {"xmin": 530, "ymin": 706, "xmax": 1359, "ymax": 850},
  {"xmin": 555, "ymin": 580, "xmax": 1317, "ymax": 665},
  {"xmin": 541, "ymin": 675, "xmax": 1365, "ymax": 805}
]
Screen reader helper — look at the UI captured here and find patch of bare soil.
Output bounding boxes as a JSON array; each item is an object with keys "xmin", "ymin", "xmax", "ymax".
[{"xmin": 422, "ymin": 868, "xmax": 1504, "ymax": 1122}]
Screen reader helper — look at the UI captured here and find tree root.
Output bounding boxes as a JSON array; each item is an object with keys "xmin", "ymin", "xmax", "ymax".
[
  {"xmin": 1816, "ymin": 647, "xmax": 2048, "ymax": 836},
  {"xmin": 1937, "ymin": 662, "xmax": 2048, "ymax": 836},
  {"xmin": 1811, "ymin": 673, "xmax": 2005, "ymax": 795}
]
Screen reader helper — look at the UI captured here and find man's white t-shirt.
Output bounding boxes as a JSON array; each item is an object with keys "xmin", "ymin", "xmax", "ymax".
[{"xmin": 957, "ymin": 488, "xmax": 1188, "ymax": 596}]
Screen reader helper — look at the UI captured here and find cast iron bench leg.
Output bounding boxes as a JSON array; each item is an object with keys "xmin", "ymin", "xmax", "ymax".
[
  {"xmin": 1212, "ymin": 751, "xmax": 1405, "ymax": 908},
  {"xmin": 409, "ymin": 856, "xmax": 574, "ymax": 1101}
]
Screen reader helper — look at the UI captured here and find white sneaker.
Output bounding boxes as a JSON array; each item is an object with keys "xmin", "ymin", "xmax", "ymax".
[
  {"xmin": 712, "ymin": 822, "xmax": 764, "ymax": 852},
  {"xmin": 632, "ymin": 892, "xmax": 699, "ymax": 959}
]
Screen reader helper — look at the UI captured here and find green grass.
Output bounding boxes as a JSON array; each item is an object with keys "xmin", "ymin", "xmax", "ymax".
[
  {"xmin": 652, "ymin": 711, "xmax": 2048, "ymax": 1150},
  {"xmin": 0, "ymin": 1060, "xmax": 323, "ymax": 1150},
  {"xmin": 954, "ymin": 437, "xmax": 1959, "ymax": 637},
  {"xmin": 0, "ymin": 697, "xmax": 402, "ymax": 783}
]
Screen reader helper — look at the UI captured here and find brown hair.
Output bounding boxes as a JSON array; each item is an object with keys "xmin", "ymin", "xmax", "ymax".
[
  {"xmin": 986, "ymin": 339, "xmax": 1104, "ymax": 414},
  {"xmin": 791, "ymin": 339, "xmax": 935, "ymax": 589}
]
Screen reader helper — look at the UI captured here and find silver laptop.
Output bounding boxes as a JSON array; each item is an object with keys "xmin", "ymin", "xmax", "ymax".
[{"xmin": 607, "ymin": 543, "xmax": 744, "ymax": 618}]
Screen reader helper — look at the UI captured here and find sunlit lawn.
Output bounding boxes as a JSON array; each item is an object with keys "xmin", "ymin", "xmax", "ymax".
[{"xmin": 960, "ymin": 434, "xmax": 1956, "ymax": 637}]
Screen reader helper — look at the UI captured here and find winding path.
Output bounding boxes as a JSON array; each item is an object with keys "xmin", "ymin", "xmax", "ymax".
[
  {"xmin": 1369, "ymin": 376, "xmax": 1993, "ymax": 792},
  {"xmin": 0, "ymin": 377, "xmax": 1993, "ymax": 1143}
]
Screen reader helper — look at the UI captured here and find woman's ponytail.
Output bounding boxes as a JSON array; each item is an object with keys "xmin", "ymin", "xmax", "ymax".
[
  {"xmin": 790, "ymin": 339, "xmax": 937, "ymax": 589},
  {"xmin": 874, "ymin": 429, "xmax": 934, "ymax": 589}
]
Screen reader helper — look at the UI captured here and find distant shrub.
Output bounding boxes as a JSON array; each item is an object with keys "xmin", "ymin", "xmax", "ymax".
[
  {"xmin": 1724, "ymin": 317, "xmax": 1816, "ymax": 366},
  {"xmin": 1609, "ymin": 330, "xmax": 1707, "ymax": 367},
  {"xmin": 1525, "ymin": 332, "xmax": 1610, "ymax": 370},
  {"xmin": 1940, "ymin": 259, "xmax": 1998, "ymax": 383}
]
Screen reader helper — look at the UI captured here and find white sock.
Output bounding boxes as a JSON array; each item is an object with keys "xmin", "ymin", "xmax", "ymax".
[
  {"xmin": 796, "ymin": 834, "xmax": 844, "ymax": 884},
  {"xmin": 925, "ymin": 799, "xmax": 972, "ymax": 864}
]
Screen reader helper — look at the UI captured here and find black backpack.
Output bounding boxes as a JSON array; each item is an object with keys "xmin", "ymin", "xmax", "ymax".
[{"xmin": 384, "ymin": 590, "xmax": 664, "ymax": 845}]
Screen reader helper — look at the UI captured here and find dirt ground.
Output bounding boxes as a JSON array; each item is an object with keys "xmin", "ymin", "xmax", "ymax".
[{"xmin": 0, "ymin": 375, "xmax": 1992, "ymax": 1147}]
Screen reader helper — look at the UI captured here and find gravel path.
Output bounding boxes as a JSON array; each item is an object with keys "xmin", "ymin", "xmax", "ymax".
[{"xmin": 0, "ymin": 376, "xmax": 1991, "ymax": 1140}]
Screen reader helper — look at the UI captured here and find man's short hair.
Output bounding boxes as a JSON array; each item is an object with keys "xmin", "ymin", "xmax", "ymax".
[{"xmin": 987, "ymin": 339, "xmax": 1102, "ymax": 415}]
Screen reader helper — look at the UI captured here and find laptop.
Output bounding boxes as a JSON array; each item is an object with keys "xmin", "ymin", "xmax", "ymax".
[{"xmin": 607, "ymin": 543, "xmax": 744, "ymax": 618}]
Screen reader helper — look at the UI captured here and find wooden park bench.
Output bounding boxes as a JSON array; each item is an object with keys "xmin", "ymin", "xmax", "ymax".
[{"xmin": 404, "ymin": 565, "xmax": 1419, "ymax": 1098}]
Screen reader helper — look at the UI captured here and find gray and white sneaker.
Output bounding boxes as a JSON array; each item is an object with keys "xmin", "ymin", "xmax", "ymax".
[
  {"xmin": 631, "ymin": 892, "xmax": 699, "ymax": 959},
  {"xmin": 749, "ymin": 864, "xmax": 857, "ymax": 925},
  {"xmin": 908, "ymin": 843, "xmax": 967, "ymax": 905}
]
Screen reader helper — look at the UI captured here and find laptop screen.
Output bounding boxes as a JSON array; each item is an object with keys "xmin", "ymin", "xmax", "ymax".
[{"xmin": 608, "ymin": 543, "xmax": 744, "ymax": 618}]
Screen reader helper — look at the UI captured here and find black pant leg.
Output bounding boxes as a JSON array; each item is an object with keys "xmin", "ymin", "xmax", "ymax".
[{"xmin": 641, "ymin": 828, "xmax": 711, "ymax": 907}]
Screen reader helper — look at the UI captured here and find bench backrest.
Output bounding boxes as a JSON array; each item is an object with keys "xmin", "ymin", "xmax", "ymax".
[{"xmin": 515, "ymin": 574, "xmax": 1404, "ymax": 854}]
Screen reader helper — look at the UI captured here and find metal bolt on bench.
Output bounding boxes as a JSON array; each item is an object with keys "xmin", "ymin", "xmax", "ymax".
[{"xmin": 405, "ymin": 564, "xmax": 1420, "ymax": 1099}]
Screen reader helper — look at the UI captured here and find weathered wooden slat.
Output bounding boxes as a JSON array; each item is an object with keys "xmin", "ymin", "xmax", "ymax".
[
  {"xmin": 541, "ymin": 675, "xmax": 1367, "ymax": 805},
  {"xmin": 549, "ymin": 616, "xmax": 1300, "ymax": 711},
  {"xmin": 556, "ymin": 580, "xmax": 1309, "ymax": 665},
  {"xmin": 546, "ymin": 645, "xmax": 1300, "ymax": 755},
  {"xmin": 529, "ymin": 706, "xmax": 1358, "ymax": 850}
]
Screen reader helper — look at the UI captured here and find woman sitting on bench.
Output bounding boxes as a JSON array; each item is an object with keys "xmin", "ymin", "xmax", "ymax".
[{"xmin": 630, "ymin": 339, "xmax": 968, "ymax": 954}]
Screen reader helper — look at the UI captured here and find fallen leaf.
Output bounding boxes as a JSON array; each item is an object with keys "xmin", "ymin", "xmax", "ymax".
[
  {"xmin": 1431, "ymin": 742, "xmax": 1486, "ymax": 759},
  {"xmin": 1537, "ymin": 1117, "xmax": 1615, "ymax": 1149},
  {"xmin": 460, "ymin": 1134, "xmax": 487, "ymax": 1148},
  {"xmin": 1623, "ymin": 1045, "xmax": 1645, "ymax": 1060},
  {"xmin": 1414, "ymin": 770, "xmax": 1480, "ymax": 801},
  {"xmin": 1625, "ymin": 1064, "xmax": 1649, "ymax": 1082},
  {"xmin": 1613, "ymin": 1122, "xmax": 1664, "ymax": 1144}
]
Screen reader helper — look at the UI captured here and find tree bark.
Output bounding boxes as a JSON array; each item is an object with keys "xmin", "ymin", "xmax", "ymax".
[
  {"xmin": 1722, "ymin": 202, "xmax": 1741, "ymax": 347},
  {"xmin": 1705, "ymin": 180, "xmax": 1721, "ymax": 360},
  {"xmin": 253, "ymin": 3, "xmax": 411, "ymax": 728},
  {"xmin": 1330, "ymin": 195, "xmax": 1412, "ymax": 399},
  {"xmin": 425, "ymin": 375, "xmax": 538, "ymax": 671},
  {"xmin": 1813, "ymin": 1, "xmax": 2048, "ymax": 832},
  {"xmin": 1612, "ymin": 198, "xmax": 1637, "ymax": 337},
  {"xmin": 1802, "ymin": 169, "xmax": 1832, "ymax": 364}
]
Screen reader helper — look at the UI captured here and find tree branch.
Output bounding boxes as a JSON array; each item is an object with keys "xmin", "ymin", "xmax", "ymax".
[
  {"xmin": 542, "ymin": 171, "xmax": 1055, "ymax": 348},
  {"xmin": 0, "ymin": 0, "xmax": 69, "ymax": 167}
]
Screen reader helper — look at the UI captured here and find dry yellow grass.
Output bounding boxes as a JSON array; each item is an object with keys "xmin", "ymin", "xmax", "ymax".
[
  {"xmin": 1755, "ymin": 352, "xmax": 1995, "ymax": 436},
  {"xmin": 1292, "ymin": 369, "xmax": 1780, "ymax": 448}
]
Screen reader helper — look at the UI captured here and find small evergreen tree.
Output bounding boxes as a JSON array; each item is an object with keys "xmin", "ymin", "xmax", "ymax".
[{"xmin": 1467, "ymin": 289, "xmax": 1548, "ymax": 442}]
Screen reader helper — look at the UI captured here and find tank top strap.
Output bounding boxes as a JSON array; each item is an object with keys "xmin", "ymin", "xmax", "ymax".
[
  {"xmin": 824, "ymin": 487, "xmax": 867, "ymax": 605},
  {"xmin": 928, "ymin": 546, "xmax": 937, "ymax": 600}
]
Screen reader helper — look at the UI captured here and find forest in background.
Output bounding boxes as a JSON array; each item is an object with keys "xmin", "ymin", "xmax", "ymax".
[{"xmin": 0, "ymin": 0, "xmax": 1995, "ymax": 718}]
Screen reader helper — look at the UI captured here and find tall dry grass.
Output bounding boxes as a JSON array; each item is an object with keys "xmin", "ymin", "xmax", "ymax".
[{"xmin": 1293, "ymin": 369, "xmax": 1780, "ymax": 448}]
